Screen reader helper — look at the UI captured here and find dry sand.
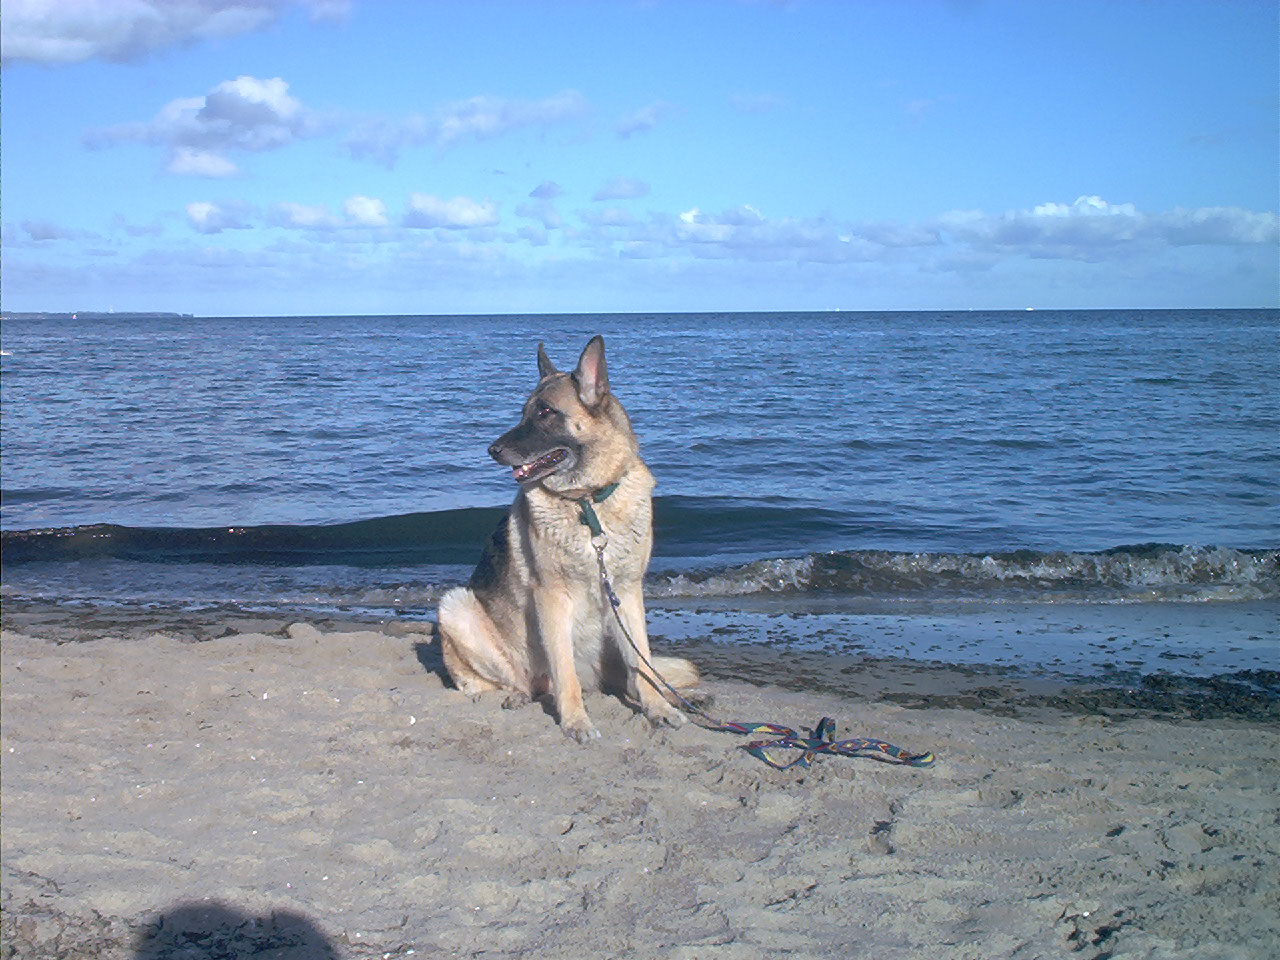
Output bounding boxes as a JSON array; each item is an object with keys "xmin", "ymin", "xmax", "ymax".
[{"xmin": 2, "ymin": 613, "xmax": 1277, "ymax": 959}]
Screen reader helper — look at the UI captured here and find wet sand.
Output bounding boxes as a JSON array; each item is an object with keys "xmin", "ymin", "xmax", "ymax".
[{"xmin": 2, "ymin": 603, "xmax": 1277, "ymax": 959}]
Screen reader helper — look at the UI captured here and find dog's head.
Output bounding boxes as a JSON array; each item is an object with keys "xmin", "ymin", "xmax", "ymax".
[{"xmin": 488, "ymin": 335, "xmax": 635, "ymax": 496}]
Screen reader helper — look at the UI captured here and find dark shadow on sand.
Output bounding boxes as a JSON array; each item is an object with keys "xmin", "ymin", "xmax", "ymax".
[
  {"xmin": 414, "ymin": 639, "xmax": 451, "ymax": 687},
  {"xmin": 132, "ymin": 901, "xmax": 338, "ymax": 959}
]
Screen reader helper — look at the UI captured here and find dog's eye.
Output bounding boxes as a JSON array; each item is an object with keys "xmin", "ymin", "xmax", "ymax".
[{"xmin": 536, "ymin": 403, "xmax": 555, "ymax": 419}]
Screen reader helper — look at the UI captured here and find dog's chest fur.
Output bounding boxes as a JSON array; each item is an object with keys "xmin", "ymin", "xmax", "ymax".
[
  {"xmin": 519, "ymin": 468, "xmax": 655, "ymax": 585},
  {"xmin": 470, "ymin": 464, "xmax": 655, "ymax": 599}
]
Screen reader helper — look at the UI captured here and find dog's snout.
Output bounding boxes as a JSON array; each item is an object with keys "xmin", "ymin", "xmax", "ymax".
[{"xmin": 488, "ymin": 441, "xmax": 506, "ymax": 462}]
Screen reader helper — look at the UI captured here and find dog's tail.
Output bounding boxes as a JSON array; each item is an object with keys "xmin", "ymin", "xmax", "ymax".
[{"xmin": 649, "ymin": 655, "xmax": 700, "ymax": 689}]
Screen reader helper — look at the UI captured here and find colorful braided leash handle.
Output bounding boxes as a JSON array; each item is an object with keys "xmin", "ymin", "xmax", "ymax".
[{"xmin": 716, "ymin": 717, "xmax": 936, "ymax": 771}]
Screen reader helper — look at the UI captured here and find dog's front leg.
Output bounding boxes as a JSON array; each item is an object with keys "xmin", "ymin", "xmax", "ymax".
[
  {"xmin": 535, "ymin": 588, "xmax": 599, "ymax": 743},
  {"xmin": 617, "ymin": 583, "xmax": 687, "ymax": 729}
]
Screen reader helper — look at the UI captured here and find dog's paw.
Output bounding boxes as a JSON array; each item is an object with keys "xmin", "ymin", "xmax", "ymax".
[
  {"xmin": 680, "ymin": 689, "xmax": 715, "ymax": 711},
  {"xmin": 644, "ymin": 701, "xmax": 687, "ymax": 729},
  {"xmin": 561, "ymin": 716, "xmax": 602, "ymax": 744},
  {"xmin": 502, "ymin": 692, "xmax": 532, "ymax": 710}
]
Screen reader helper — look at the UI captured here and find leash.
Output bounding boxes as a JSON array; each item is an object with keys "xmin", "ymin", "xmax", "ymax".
[{"xmin": 577, "ymin": 492, "xmax": 935, "ymax": 771}]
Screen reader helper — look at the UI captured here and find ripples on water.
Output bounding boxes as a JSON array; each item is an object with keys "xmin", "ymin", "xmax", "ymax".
[{"xmin": 4, "ymin": 310, "xmax": 1276, "ymax": 552}]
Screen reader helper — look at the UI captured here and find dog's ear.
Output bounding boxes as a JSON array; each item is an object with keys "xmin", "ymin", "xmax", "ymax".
[
  {"xmin": 536, "ymin": 342, "xmax": 559, "ymax": 380},
  {"xmin": 573, "ymin": 335, "xmax": 610, "ymax": 407}
]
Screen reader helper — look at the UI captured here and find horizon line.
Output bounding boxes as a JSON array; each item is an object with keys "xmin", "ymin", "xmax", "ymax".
[{"xmin": 4, "ymin": 306, "xmax": 1278, "ymax": 321}]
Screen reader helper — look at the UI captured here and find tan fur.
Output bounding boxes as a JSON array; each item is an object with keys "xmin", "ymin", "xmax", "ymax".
[{"xmin": 437, "ymin": 336, "xmax": 700, "ymax": 742}]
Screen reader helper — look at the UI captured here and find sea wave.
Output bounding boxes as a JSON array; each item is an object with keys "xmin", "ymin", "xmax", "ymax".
[
  {"xmin": 648, "ymin": 545, "xmax": 1280, "ymax": 603},
  {"xmin": 0, "ymin": 496, "xmax": 876, "ymax": 566},
  {"xmin": 2, "ymin": 500, "xmax": 1275, "ymax": 605},
  {"xmin": 0, "ymin": 507, "xmax": 507, "ymax": 567}
]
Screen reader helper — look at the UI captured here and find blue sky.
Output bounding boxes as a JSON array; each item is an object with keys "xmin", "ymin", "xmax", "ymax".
[{"xmin": 2, "ymin": 0, "xmax": 1277, "ymax": 315}]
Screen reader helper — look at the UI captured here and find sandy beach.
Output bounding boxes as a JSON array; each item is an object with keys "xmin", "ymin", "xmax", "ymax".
[{"xmin": 2, "ymin": 606, "xmax": 1277, "ymax": 960}]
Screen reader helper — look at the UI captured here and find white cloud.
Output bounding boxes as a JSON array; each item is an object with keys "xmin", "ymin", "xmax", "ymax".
[
  {"xmin": 587, "ymin": 204, "xmax": 883, "ymax": 265},
  {"xmin": 167, "ymin": 147, "xmax": 239, "ymax": 178},
  {"xmin": 437, "ymin": 90, "xmax": 586, "ymax": 147},
  {"xmin": 1031, "ymin": 195, "xmax": 1137, "ymax": 218},
  {"xmin": 1, "ymin": 0, "xmax": 347, "ymax": 65},
  {"xmin": 88, "ymin": 75, "xmax": 317, "ymax": 176},
  {"xmin": 343, "ymin": 195, "xmax": 389, "ymax": 228},
  {"xmin": 616, "ymin": 100, "xmax": 674, "ymax": 138},
  {"xmin": 163, "ymin": 191, "xmax": 1275, "ymax": 284},
  {"xmin": 853, "ymin": 221, "xmax": 941, "ymax": 247},
  {"xmin": 185, "ymin": 200, "xmax": 252, "ymax": 234},
  {"xmin": 939, "ymin": 196, "xmax": 1143, "ymax": 260},
  {"xmin": 674, "ymin": 206, "xmax": 844, "ymax": 256},
  {"xmin": 404, "ymin": 194, "xmax": 499, "ymax": 230},
  {"xmin": 200, "ymin": 75, "xmax": 303, "ymax": 136},
  {"xmin": 936, "ymin": 195, "xmax": 1277, "ymax": 261},
  {"xmin": 675, "ymin": 206, "xmax": 781, "ymax": 245},
  {"xmin": 345, "ymin": 91, "xmax": 588, "ymax": 167},
  {"xmin": 610, "ymin": 197, "xmax": 1274, "ymax": 270},
  {"xmin": 271, "ymin": 202, "xmax": 342, "ymax": 231},
  {"xmin": 592, "ymin": 176, "xmax": 650, "ymax": 202},
  {"xmin": 1156, "ymin": 206, "xmax": 1279, "ymax": 246},
  {"xmin": 188, "ymin": 195, "xmax": 393, "ymax": 232},
  {"xmin": 341, "ymin": 116, "xmax": 429, "ymax": 167}
]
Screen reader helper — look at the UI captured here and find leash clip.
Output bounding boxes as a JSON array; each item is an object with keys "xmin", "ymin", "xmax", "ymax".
[{"xmin": 590, "ymin": 533, "xmax": 622, "ymax": 610}]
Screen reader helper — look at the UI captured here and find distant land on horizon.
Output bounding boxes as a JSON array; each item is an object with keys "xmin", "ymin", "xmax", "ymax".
[{"xmin": 2, "ymin": 311, "xmax": 195, "ymax": 321}]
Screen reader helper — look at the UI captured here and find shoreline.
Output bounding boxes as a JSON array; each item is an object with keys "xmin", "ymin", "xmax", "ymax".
[{"xmin": 4, "ymin": 598, "xmax": 1276, "ymax": 724}]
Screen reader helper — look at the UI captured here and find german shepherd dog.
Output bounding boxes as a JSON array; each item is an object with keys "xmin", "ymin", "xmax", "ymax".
[{"xmin": 437, "ymin": 336, "xmax": 699, "ymax": 742}]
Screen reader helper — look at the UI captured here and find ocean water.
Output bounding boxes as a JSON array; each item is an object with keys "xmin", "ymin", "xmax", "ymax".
[{"xmin": 2, "ymin": 309, "xmax": 1278, "ymax": 674}]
